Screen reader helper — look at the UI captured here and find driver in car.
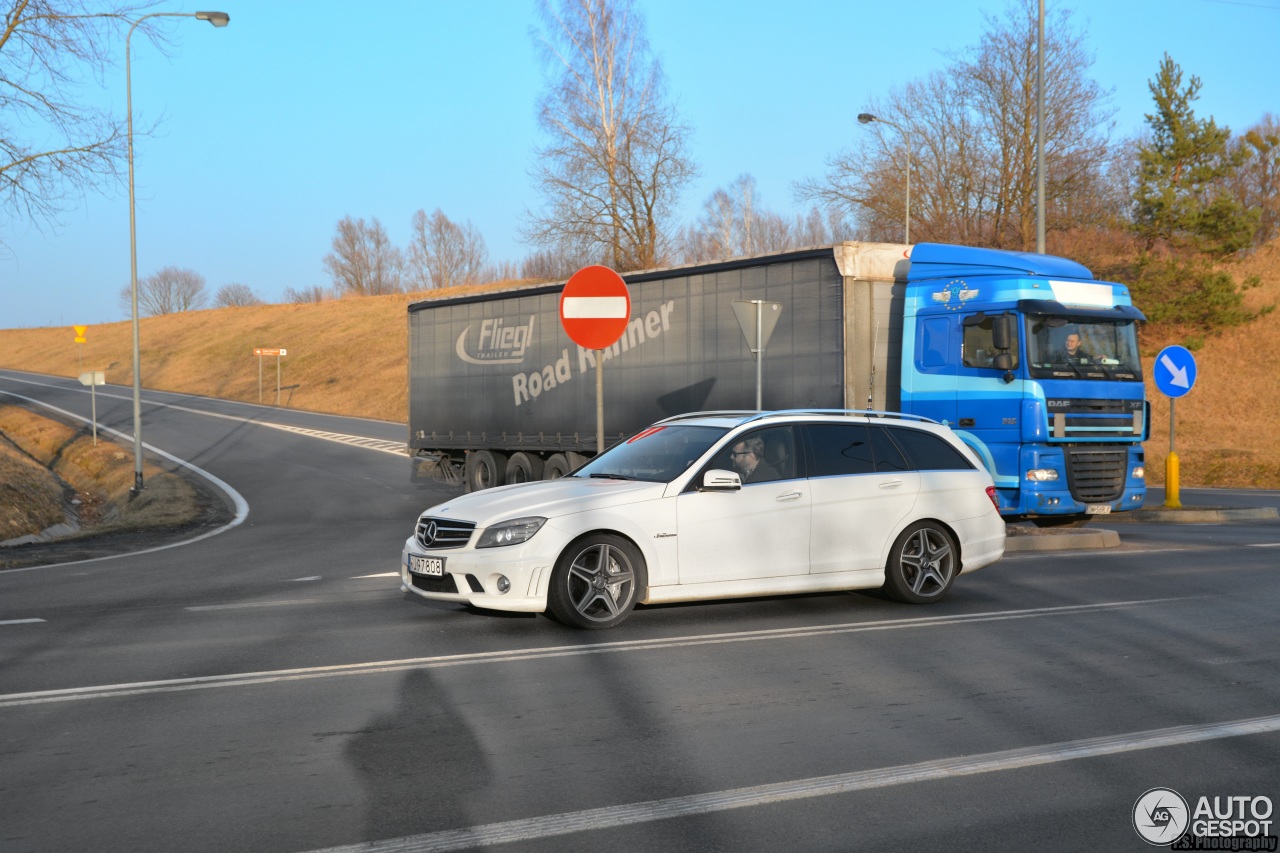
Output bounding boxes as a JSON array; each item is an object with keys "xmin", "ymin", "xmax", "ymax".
[{"xmin": 729, "ymin": 436, "xmax": 780, "ymax": 484}]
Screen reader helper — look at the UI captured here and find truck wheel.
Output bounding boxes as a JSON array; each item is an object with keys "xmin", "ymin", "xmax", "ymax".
[
  {"xmin": 547, "ymin": 534, "xmax": 645, "ymax": 629},
  {"xmin": 464, "ymin": 450, "xmax": 506, "ymax": 492},
  {"xmin": 883, "ymin": 521, "xmax": 957, "ymax": 604},
  {"xmin": 505, "ymin": 452, "xmax": 544, "ymax": 484},
  {"xmin": 543, "ymin": 453, "xmax": 572, "ymax": 480}
]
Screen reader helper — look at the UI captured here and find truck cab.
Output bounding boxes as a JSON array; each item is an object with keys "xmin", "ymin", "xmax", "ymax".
[{"xmin": 899, "ymin": 244, "xmax": 1147, "ymax": 522}]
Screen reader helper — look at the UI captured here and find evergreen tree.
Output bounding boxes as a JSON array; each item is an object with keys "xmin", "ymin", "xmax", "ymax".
[{"xmin": 1132, "ymin": 54, "xmax": 1256, "ymax": 255}]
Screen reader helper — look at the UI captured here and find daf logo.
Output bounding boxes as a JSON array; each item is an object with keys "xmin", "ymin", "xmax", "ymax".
[{"xmin": 422, "ymin": 521, "xmax": 438, "ymax": 545}]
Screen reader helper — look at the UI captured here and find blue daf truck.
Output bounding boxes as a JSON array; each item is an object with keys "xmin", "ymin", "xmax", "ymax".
[{"xmin": 407, "ymin": 241, "xmax": 1148, "ymax": 523}]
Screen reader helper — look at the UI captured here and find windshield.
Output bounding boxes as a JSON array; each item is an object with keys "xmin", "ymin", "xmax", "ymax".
[
  {"xmin": 1025, "ymin": 316, "xmax": 1142, "ymax": 381},
  {"xmin": 573, "ymin": 424, "xmax": 730, "ymax": 483}
]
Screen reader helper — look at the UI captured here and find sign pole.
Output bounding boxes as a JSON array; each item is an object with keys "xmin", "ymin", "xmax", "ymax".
[
  {"xmin": 91, "ymin": 383, "xmax": 98, "ymax": 446},
  {"xmin": 1167, "ymin": 398, "xmax": 1180, "ymax": 508},
  {"xmin": 596, "ymin": 352, "xmax": 604, "ymax": 454},
  {"xmin": 276, "ymin": 354, "xmax": 282, "ymax": 405},
  {"xmin": 258, "ymin": 354, "xmax": 263, "ymax": 403},
  {"xmin": 755, "ymin": 300, "xmax": 763, "ymax": 411}
]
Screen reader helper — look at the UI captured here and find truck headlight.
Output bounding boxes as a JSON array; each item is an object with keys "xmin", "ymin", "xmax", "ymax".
[
  {"xmin": 477, "ymin": 517, "xmax": 547, "ymax": 548},
  {"xmin": 1132, "ymin": 465, "xmax": 1145, "ymax": 479},
  {"xmin": 1026, "ymin": 468, "xmax": 1059, "ymax": 482}
]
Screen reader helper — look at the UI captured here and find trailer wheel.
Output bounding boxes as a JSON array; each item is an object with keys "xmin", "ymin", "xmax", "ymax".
[
  {"xmin": 543, "ymin": 453, "xmax": 572, "ymax": 480},
  {"xmin": 464, "ymin": 450, "xmax": 506, "ymax": 492},
  {"xmin": 505, "ymin": 452, "xmax": 544, "ymax": 484}
]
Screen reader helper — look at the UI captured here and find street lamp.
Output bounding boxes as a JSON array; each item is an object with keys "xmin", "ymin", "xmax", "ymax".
[
  {"xmin": 857, "ymin": 113, "xmax": 911, "ymax": 245},
  {"xmin": 126, "ymin": 10, "xmax": 229, "ymax": 493}
]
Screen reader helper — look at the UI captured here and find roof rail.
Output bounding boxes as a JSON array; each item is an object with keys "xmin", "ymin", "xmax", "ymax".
[
  {"xmin": 653, "ymin": 409, "xmax": 942, "ymax": 427},
  {"xmin": 740, "ymin": 409, "xmax": 941, "ymax": 425},
  {"xmin": 652, "ymin": 410, "xmax": 759, "ymax": 425}
]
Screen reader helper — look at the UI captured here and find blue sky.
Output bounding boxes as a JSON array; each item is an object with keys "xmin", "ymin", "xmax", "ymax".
[{"xmin": 2, "ymin": 0, "xmax": 1278, "ymax": 330}]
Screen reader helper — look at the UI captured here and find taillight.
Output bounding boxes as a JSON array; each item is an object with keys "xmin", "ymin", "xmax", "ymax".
[{"xmin": 985, "ymin": 486, "xmax": 999, "ymax": 509}]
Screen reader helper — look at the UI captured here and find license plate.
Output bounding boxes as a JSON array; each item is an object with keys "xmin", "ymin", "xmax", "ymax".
[
  {"xmin": 409, "ymin": 555, "xmax": 444, "ymax": 576},
  {"xmin": 1085, "ymin": 504, "xmax": 1112, "ymax": 515}
]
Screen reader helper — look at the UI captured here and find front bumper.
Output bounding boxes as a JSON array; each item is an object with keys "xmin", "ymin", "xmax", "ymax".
[{"xmin": 400, "ymin": 535, "xmax": 559, "ymax": 613}]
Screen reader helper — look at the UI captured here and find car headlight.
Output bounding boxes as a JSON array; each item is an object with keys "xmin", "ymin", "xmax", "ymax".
[
  {"xmin": 1132, "ymin": 465, "xmax": 1145, "ymax": 479},
  {"xmin": 1025, "ymin": 468, "xmax": 1059, "ymax": 482},
  {"xmin": 476, "ymin": 516, "xmax": 547, "ymax": 548}
]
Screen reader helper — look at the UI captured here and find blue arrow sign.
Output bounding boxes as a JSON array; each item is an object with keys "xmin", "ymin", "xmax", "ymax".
[{"xmin": 1154, "ymin": 345, "xmax": 1197, "ymax": 398}]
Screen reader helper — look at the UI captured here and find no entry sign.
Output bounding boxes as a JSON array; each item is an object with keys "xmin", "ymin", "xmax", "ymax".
[{"xmin": 560, "ymin": 266, "xmax": 630, "ymax": 350}]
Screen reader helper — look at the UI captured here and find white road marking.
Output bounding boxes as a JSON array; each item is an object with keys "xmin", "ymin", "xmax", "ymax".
[
  {"xmin": 302, "ymin": 714, "xmax": 1280, "ymax": 853},
  {"xmin": 1248, "ymin": 543, "xmax": 1280, "ymax": 548},
  {"xmin": 0, "ymin": 598, "xmax": 1187, "ymax": 708},
  {"xmin": 185, "ymin": 599, "xmax": 320, "ymax": 612},
  {"xmin": 354, "ymin": 572, "xmax": 400, "ymax": 578},
  {"xmin": 290, "ymin": 576, "xmax": 323, "ymax": 582},
  {"xmin": 1, "ymin": 375, "xmax": 405, "ymax": 455},
  {"xmin": 0, "ymin": 619, "xmax": 46, "ymax": 626},
  {"xmin": 0, "ymin": 390, "xmax": 250, "ymax": 573}
]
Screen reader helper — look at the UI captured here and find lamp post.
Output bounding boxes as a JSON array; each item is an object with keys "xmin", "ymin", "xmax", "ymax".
[
  {"xmin": 126, "ymin": 10, "xmax": 229, "ymax": 493},
  {"xmin": 857, "ymin": 113, "xmax": 911, "ymax": 245}
]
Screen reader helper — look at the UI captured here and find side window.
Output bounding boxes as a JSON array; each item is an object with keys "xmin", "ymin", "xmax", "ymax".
[
  {"xmin": 868, "ymin": 427, "xmax": 910, "ymax": 472},
  {"xmin": 805, "ymin": 423, "xmax": 874, "ymax": 477},
  {"xmin": 962, "ymin": 315, "xmax": 1020, "ymax": 370},
  {"xmin": 886, "ymin": 427, "xmax": 976, "ymax": 471},
  {"xmin": 918, "ymin": 317, "xmax": 951, "ymax": 369},
  {"xmin": 709, "ymin": 426, "xmax": 797, "ymax": 485}
]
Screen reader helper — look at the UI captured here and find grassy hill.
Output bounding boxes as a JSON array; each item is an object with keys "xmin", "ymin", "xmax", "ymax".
[{"xmin": 3, "ymin": 246, "xmax": 1278, "ymax": 489}]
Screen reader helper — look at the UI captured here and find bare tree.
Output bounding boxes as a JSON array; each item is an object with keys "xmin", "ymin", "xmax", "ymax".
[
  {"xmin": 798, "ymin": 0, "xmax": 1117, "ymax": 249},
  {"xmin": 405, "ymin": 208, "xmax": 490, "ymax": 290},
  {"xmin": 525, "ymin": 0, "xmax": 696, "ymax": 271},
  {"xmin": 1, "ymin": 1, "xmax": 168, "ymax": 233},
  {"xmin": 282, "ymin": 284, "xmax": 330, "ymax": 304},
  {"xmin": 678, "ymin": 175, "xmax": 854, "ymax": 263},
  {"xmin": 322, "ymin": 215, "xmax": 403, "ymax": 296},
  {"xmin": 212, "ymin": 282, "xmax": 261, "ymax": 308},
  {"xmin": 117, "ymin": 265, "xmax": 206, "ymax": 316}
]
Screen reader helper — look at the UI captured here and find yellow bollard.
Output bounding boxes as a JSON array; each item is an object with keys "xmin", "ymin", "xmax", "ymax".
[{"xmin": 1165, "ymin": 452, "xmax": 1181, "ymax": 508}]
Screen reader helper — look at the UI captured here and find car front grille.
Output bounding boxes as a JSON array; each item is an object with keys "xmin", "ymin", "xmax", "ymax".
[
  {"xmin": 1065, "ymin": 448, "xmax": 1127, "ymax": 503},
  {"xmin": 410, "ymin": 573, "xmax": 459, "ymax": 594},
  {"xmin": 415, "ymin": 517, "xmax": 476, "ymax": 550}
]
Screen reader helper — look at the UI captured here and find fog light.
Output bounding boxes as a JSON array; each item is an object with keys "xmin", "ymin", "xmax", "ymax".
[
  {"xmin": 1026, "ymin": 468, "xmax": 1059, "ymax": 482},
  {"xmin": 496, "ymin": 575, "xmax": 511, "ymax": 594},
  {"xmin": 1132, "ymin": 465, "xmax": 1145, "ymax": 479}
]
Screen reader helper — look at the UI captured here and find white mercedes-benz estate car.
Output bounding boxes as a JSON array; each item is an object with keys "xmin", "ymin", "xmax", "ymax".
[{"xmin": 401, "ymin": 410, "xmax": 1006, "ymax": 629}]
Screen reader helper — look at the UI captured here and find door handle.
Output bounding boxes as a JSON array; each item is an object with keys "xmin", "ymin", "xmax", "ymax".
[
  {"xmin": 878, "ymin": 480, "xmax": 904, "ymax": 489},
  {"xmin": 776, "ymin": 491, "xmax": 803, "ymax": 501}
]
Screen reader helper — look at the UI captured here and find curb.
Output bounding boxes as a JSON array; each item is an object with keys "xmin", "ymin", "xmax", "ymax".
[
  {"xmin": 1004, "ymin": 527, "xmax": 1121, "ymax": 552},
  {"xmin": 1108, "ymin": 506, "xmax": 1279, "ymax": 524}
]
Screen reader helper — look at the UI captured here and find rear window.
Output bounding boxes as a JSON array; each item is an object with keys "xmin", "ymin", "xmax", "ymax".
[
  {"xmin": 886, "ymin": 427, "xmax": 975, "ymax": 471},
  {"xmin": 805, "ymin": 423, "xmax": 875, "ymax": 476}
]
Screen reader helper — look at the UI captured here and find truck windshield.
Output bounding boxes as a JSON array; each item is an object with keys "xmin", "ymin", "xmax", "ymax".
[
  {"xmin": 573, "ymin": 424, "xmax": 729, "ymax": 483},
  {"xmin": 1026, "ymin": 316, "xmax": 1142, "ymax": 381}
]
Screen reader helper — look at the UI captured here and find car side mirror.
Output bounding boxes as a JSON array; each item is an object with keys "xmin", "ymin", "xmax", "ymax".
[
  {"xmin": 700, "ymin": 469, "xmax": 742, "ymax": 491},
  {"xmin": 992, "ymin": 352, "xmax": 1014, "ymax": 371},
  {"xmin": 992, "ymin": 312, "xmax": 1016, "ymax": 351}
]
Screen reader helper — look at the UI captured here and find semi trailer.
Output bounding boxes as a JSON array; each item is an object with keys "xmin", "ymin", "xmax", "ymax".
[{"xmin": 407, "ymin": 241, "xmax": 1148, "ymax": 522}]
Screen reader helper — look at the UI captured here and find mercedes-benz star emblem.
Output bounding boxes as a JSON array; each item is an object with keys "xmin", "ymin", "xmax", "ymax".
[{"xmin": 423, "ymin": 521, "xmax": 438, "ymax": 545}]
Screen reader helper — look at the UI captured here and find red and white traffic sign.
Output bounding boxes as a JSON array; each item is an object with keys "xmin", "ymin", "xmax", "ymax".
[{"xmin": 559, "ymin": 266, "xmax": 630, "ymax": 350}]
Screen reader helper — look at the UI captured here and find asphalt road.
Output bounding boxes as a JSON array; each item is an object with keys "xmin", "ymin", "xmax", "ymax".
[{"xmin": 2, "ymin": 369, "xmax": 1278, "ymax": 853}]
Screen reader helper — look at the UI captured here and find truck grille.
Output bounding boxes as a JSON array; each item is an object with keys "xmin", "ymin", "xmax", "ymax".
[
  {"xmin": 1046, "ymin": 398, "xmax": 1144, "ymax": 440},
  {"xmin": 415, "ymin": 517, "xmax": 476, "ymax": 550},
  {"xmin": 1065, "ymin": 448, "xmax": 1127, "ymax": 503}
]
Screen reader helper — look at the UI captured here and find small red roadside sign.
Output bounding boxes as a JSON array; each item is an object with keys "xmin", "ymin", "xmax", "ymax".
[{"xmin": 559, "ymin": 266, "xmax": 630, "ymax": 350}]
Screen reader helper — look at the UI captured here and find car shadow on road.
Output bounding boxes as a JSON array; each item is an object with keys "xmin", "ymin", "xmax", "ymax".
[{"xmin": 344, "ymin": 668, "xmax": 491, "ymax": 846}]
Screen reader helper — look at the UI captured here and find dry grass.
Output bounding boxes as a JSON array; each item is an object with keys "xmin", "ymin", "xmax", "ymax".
[
  {"xmin": 1, "ymin": 254, "xmax": 1277, "ymax": 489},
  {"xmin": 0, "ymin": 404, "xmax": 201, "ymax": 536},
  {"xmin": 0, "ymin": 439, "xmax": 65, "ymax": 538}
]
